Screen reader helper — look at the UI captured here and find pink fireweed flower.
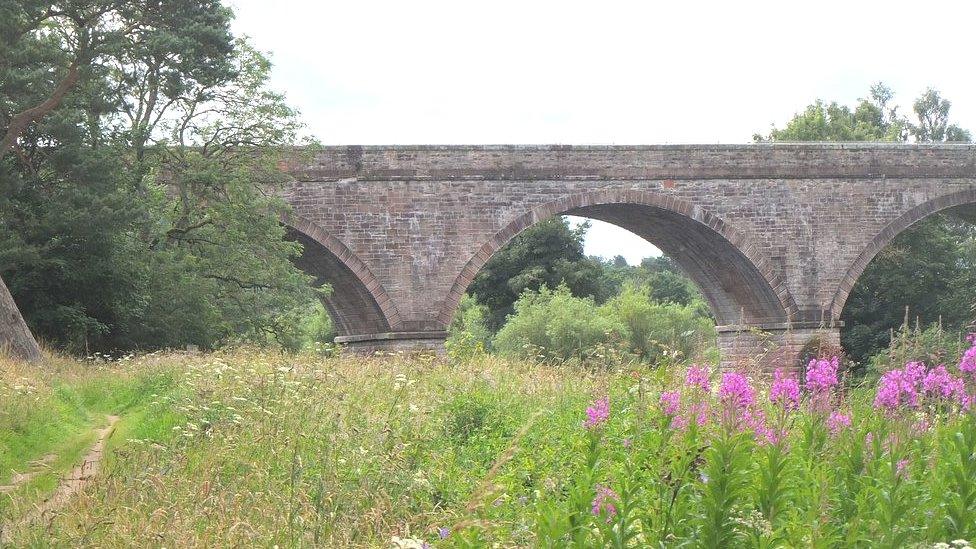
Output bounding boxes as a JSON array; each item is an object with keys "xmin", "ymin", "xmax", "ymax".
[
  {"xmin": 691, "ymin": 401, "xmax": 710, "ymax": 426},
  {"xmin": 660, "ymin": 391, "xmax": 681, "ymax": 416},
  {"xmin": 584, "ymin": 396, "xmax": 610, "ymax": 429},
  {"xmin": 670, "ymin": 401, "xmax": 710, "ymax": 431},
  {"xmin": 743, "ymin": 408, "xmax": 781, "ymax": 445},
  {"xmin": 685, "ymin": 365, "xmax": 712, "ymax": 392},
  {"xmin": 922, "ymin": 365, "xmax": 966, "ymax": 401},
  {"xmin": 591, "ymin": 484, "xmax": 618, "ymax": 521},
  {"xmin": 719, "ymin": 372, "xmax": 755, "ymax": 409},
  {"xmin": 875, "ymin": 362, "xmax": 927, "ymax": 411},
  {"xmin": 805, "ymin": 356, "xmax": 840, "ymax": 392},
  {"xmin": 959, "ymin": 334, "xmax": 976, "ymax": 375},
  {"xmin": 718, "ymin": 372, "xmax": 756, "ymax": 429},
  {"xmin": 896, "ymin": 458, "xmax": 910, "ymax": 479},
  {"xmin": 770, "ymin": 368, "xmax": 801, "ymax": 410},
  {"xmin": 670, "ymin": 414, "xmax": 690, "ymax": 431},
  {"xmin": 827, "ymin": 410, "xmax": 851, "ymax": 436}
]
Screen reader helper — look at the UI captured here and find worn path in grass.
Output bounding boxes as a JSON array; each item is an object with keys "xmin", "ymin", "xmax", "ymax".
[{"xmin": 0, "ymin": 415, "xmax": 119, "ymax": 543}]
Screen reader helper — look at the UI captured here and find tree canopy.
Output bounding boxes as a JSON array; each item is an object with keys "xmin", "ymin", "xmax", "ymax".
[{"xmin": 1, "ymin": 0, "xmax": 328, "ymax": 355}]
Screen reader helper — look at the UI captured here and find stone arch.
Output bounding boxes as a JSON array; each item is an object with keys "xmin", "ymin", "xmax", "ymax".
[
  {"xmin": 829, "ymin": 188, "xmax": 976, "ymax": 318},
  {"xmin": 282, "ymin": 213, "xmax": 403, "ymax": 337},
  {"xmin": 438, "ymin": 189, "xmax": 798, "ymax": 328}
]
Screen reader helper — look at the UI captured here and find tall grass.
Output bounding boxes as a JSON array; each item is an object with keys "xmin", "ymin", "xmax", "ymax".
[{"xmin": 1, "ymin": 349, "xmax": 975, "ymax": 547}]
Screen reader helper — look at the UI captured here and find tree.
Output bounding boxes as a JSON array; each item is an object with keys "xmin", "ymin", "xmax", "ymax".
[
  {"xmin": 757, "ymin": 83, "xmax": 976, "ymax": 363},
  {"xmin": 467, "ymin": 217, "xmax": 606, "ymax": 332},
  {"xmin": 755, "ymin": 83, "xmax": 905, "ymax": 142},
  {"xmin": 1, "ymin": 0, "xmax": 318, "ymax": 355},
  {"xmin": 908, "ymin": 88, "xmax": 972, "ymax": 143},
  {"xmin": 0, "ymin": 275, "xmax": 41, "ymax": 360}
]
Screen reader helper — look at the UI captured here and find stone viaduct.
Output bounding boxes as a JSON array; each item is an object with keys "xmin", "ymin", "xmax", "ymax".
[{"xmin": 277, "ymin": 144, "xmax": 976, "ymax": 369}]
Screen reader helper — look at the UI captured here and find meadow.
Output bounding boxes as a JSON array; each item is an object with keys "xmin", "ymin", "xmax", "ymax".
[{"xmin": 1, "ymin": 346, "xmax": 975, "ymax": 548}]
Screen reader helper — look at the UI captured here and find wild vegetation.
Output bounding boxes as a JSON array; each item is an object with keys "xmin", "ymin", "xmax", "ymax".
[{"xmin": 2, "ymin": 336, "xmax": 976, "ymax": 547}]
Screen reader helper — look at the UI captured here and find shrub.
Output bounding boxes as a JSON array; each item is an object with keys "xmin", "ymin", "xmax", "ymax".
[
  {"xmin": 446, "ymin": 294, "xmax": 492, "ymax": 361},
  {"xmin": 600, "ymin": 283, "xmax": 714, "ymax": 363},
  {"xmin": 493, "ymin": 285, "xmax": 625, "ymax": 363}
]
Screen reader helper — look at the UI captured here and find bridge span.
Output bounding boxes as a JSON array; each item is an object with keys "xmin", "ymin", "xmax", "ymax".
[{"xmin": 278, "ymin": 144, "xmax": 976, "ymax": 368}]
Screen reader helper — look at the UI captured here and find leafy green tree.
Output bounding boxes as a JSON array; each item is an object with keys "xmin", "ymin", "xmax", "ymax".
[
  {"xmin": 908, "ymin": 88, "xmax": 972, "ymax": 143},
  {"xmin": 1, "ymin": 1, "xmax": 319, "ymax": 354},
  {"xmin": 758, "ymin": 83, "xmax": 976, "ymax": 362},
  {"xmin": 755, "ymin": 83, "xmax": 905, "ymax": 142},
  {"xmin": 639, "ymin": 256, "xmax": 707, "ymax": 310},
  {"xmin": 468, "ymin": 217, "xmax": 606, "ymax": 331},
  {"xmin": 446, "ymin": 294, "xmax": 492, "ymax": 359}
]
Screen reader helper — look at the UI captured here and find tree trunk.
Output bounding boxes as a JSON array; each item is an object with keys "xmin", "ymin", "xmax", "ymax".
[
  {"xmin": 0, "ymin": 61, "xmax": 80, "ymax": 158},
  {"xmin": 0, "ymin": 275, "xmax": 42, "ymax": 361}
]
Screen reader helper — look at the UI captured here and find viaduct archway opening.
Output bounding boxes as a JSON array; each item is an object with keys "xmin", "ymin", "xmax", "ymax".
[
  {"xmin": 831, "ymin": 189, "xmax": 976, "ymax": 365},
  {"xmin": 281, "ymin": 215, "xmax": 401, "ymax": 341},
  {"xmin": 439, "ymin": 191, "xmax": 811, "ymax": 369}
]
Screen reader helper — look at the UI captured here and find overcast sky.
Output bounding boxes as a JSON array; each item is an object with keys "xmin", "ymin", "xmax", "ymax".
[{"xmin": 229, "ymin": 0, "xmax": 976, "ymax": 264}]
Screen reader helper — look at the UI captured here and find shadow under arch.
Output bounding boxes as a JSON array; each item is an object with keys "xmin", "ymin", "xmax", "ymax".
[
  {"xmin": 281, "ymin": 213, "xmax": 403, "ymax": 337},
  {"xmin": 438, "ymin": 189, "xmax": 798, "ymax": 328},
  {"xmin": 829, "ymin": 187, "xmax": 976, "ymax": 318}
]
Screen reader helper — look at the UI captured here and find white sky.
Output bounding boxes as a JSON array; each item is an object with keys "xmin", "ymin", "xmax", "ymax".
[{"xmin": 229, "ymin": 0, "xmax": 976, "ymax": 264}]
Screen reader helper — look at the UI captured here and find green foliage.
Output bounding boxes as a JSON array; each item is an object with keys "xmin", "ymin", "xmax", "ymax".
[
  {"xmin": 442, "ymin": 390, "xmax": 501, "ymax": 445},
  {"xmin": 468, "ymin": 218, "xmax": 608, "ymax": 332},
  {"xmin": 755, "ymin": 83, "xmax": 905, "ymax": 142},
  {"xmin": 595, "ymin": 255, "xmax": 708, "ymax": 314},
  {"xmin": 1, "ymin": 4, "xmax": 319, "ymax": 354},
  {"xmin": 4, "ymin": 351, "xmax": 976, "ymax": 546},
  {"xmin": 493, "ymin": 285, "xmax": 625, "ymax": 364},
  {"xmin": 867, "ymin": 321, "xmax": 968, "ymax": 376},
  {"xmin": 491, "ymin": 282, "xmax": 714, "ymax": 366},
  {"xmin": 909, "ymin": 88, "xmax": 972, "ymax": 143},
  {"xmin": 602, "ymin": 283, "xmax": 714, "ymax": 363},
  {"xmin": 446, "ymin": 294, "xmax": 491, "ymax": 361},
  {"xmin": 844, "ymin": 217, "xmax": 976, "ymax": 365},
  {"xmin": 698, "ymin": 432, "xmax": 753, "ymax": 548}
]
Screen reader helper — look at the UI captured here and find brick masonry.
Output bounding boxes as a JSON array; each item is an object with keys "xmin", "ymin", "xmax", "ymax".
[{"xmin": 278, "ymin": 144, "xmax": 976, "ymax": 368}]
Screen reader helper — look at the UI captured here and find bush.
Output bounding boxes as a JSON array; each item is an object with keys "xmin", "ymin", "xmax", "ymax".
[
  {"xmin": 446, "ymin": 294, "xmax": 492, "ymax": 361},
  {"xmin": 600, "ymin": 283, "xmax": 714, "ymax": 363},
  {"xmin": 493, "ymin": 285, "xmax": 626, "ymax": 363}
]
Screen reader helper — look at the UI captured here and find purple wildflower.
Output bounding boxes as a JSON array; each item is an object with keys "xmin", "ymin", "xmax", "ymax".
[
  {"xmin": 660, "ymin": 391, "xmax": 681, "ymax": 416},
  {"xmin": 591, "ymin": 484, "xmax": 618, "ymax": 521},
  {"xmin": 584, "ymin": 396, "xmax": 610, "ymax": 429},
  {"xmin": 685, "ymin": 365, "xmax": 712, "ymax": 392},
  {"xmin": 743, "ymin": 408, "xmax": 781, "ymax": 445},
  {"xmin": 438, "ymin": 527, "xmax": 450, "ymax": 540},
  {"xmin": 896, "ymin": 458, "xmax": 910, "ymax": 479},
  {"xmin": 670, "ymin": 414, "xmax": 689, "ymax": 431},
  {"xmin": 959, "ymin": 334, "xmax": 976, "ymax": 375},
  {"xmin": 875, "ymin": 362, "xmax": 927, "ymax": 411},
  {"xmin": 922, "ymin": 365, "xmax": 965, "ymax": 401},
  {"xmin": 805, "ymin": 356, "xmax": 840, "ymax": 392},
  {"xmin": 691, "ymin": 401, "xmax": 710, "ymax": 426},
  {"xmin": 719, "ymin": 372, "xmax": 755, "ymax": 409},
  {"xmin": 827, "ymin": 410, "xmax": 851, "ymax": 436},
  {"xmin": 770, "ymin": 368, "xmax": 801, "ymax": 410}
]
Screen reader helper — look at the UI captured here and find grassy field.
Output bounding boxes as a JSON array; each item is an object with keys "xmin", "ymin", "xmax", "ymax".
[{"xmin": 1, "ymin": 350, "xmax": 975, "ymax": 547}]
